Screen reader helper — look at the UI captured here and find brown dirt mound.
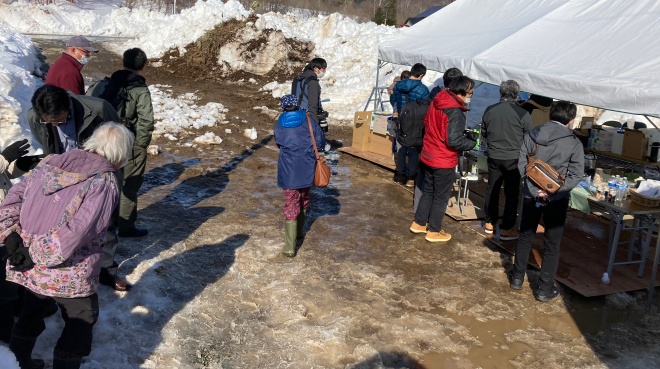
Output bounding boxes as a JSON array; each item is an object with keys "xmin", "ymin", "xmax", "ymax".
[{"xmin": 151, "ymin": 15, "xmax": 314, "ymax": 85}]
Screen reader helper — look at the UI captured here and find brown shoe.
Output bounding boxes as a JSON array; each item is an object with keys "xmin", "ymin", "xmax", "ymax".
[
  {"xmin": 426, "ymin": 230, "xmax": 451, "ymax": 242},
  {"xmin": 410, "ymin": 221, "xmax": 427, "ymax": 234},
  {"xmin": 484, "ymin": 222, "xmax": 494, "ymax": 234},
  {"xmin": 99, "ymin": 270, "xmax": 133, "ymax": 292},
  {"xmin": 499, "ymin": 228, "xmax": 519, "ymax": 241}
]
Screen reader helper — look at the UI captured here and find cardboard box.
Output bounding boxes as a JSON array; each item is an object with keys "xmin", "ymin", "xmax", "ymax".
[
  {"xmin": 622, "ymin": 129, "xmax": 648, "ymax": 160},
  {"xmin": 368, "ymin": 132, "xmax": 394, "ymax": 157},
  {"xmin": 352, "ymin": 111, "xmax": 372, "ymax": 150},
  {"xmin": 593, "ymin": 128, "xmax": 614, "ymax": 141}
]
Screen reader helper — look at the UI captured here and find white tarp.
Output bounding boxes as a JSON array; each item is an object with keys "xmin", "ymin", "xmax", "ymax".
[{"xmin": 378, "ymin": 0, "xmax": 660, "ymax": 117}]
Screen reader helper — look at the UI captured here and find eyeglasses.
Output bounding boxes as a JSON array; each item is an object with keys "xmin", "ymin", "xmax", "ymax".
[
  {"xmin": 40, "ymin": 113, "xmax": 70, "ymax": 125},
  {"xmin": 76, "ymin": 48, "xmax": 90, "ymax": 56}
]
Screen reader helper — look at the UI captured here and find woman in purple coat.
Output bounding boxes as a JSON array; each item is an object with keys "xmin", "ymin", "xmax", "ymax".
[
  {"xmin": 0, "ymin": 122, "xmax": 134, "ymax": 369},
  {"xmin": 274, "ymin": 94, "xmax": 326, "ymax": 257}
]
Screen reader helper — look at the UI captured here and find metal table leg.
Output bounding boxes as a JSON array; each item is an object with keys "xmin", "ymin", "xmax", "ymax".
[
  {"xmin": 647, "ymin": 222, "xmax": 660, "ymax": 311},
  {"xmin": 606, "ymin": 209, "xmax": 625, "ymax": 277}
]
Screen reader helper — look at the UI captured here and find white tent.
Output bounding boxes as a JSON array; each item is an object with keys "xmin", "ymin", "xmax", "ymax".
[{"xmin": 378, "ymin": 0, "xmax": 660, "ymax": 117}]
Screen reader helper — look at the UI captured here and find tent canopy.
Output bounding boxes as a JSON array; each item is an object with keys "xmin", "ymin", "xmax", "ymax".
[
  {"xmin": 378, "ymin": 0, "xmax": 660, "ymax": 117},
  {"xmin": 404, "ymin": 6, "xmax": 444, "ymax": 26}
]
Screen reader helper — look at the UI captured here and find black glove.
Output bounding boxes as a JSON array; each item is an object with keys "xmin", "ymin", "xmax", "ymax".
[
  {"xmin": 9, "ymin": 246, "xmax": 35, "ymax": 272},
  {"xmin": 1, "ymin": 139, "xmax": 30, "ymax": 163},
  {"xmin": 15, "ymin": 155, "xmax": 43, "ymax": 172},
  {"xmin": 463, "ymin": 130, "xmax": 478, "ymax": 142},
  {"xmin": 4, "ymin": 232, "xmax": 23, "ymax": 256}
]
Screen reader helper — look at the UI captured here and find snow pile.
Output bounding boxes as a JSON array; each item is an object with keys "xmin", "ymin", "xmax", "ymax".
[
  {"xmin": 218, "ymin": 23, "xmax": 291, "ymax": 76},
  {"xmin": 0, "ymin": 23, "xmax": 41, "ymax": 147},
  {"xmin": 193, "ymin": 132, "xmax": 223, "ymax": 145},
  {"xmin": 0, "ymin": 0, "xmax": 251, "ymax": 60},
  {"xmin": 244, "ymin": 127, "xmax": 257, "ymax": 140},
  {"xmin": 0, "ymin": 345, "xmax": 20, "ymax": 369},
  {"xmin": 150, "ymin": 85, "xmax": 228, "ymax": 137}
]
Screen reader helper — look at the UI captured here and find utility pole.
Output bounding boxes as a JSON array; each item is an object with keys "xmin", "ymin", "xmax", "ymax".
[{"xmin": 173, "ymin": 0, "xmax": 177, "ymax": 14}]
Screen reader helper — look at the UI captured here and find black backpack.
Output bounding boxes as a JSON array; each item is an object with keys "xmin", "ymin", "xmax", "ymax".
[
  {"xmin": 396, "ymin": 99, "xmax": 429, "ymax": 147},
  {"xmin": 87, "ymin": 77, "xmax": 134, "ymax": 131}
]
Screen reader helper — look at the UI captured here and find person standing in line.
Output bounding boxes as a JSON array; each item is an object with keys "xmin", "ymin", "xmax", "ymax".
[
  {"xmin": 45, "ymin": 36, "xmax": 98, "ymax": 95},
  {"xmin": 414, "ymin": 67, "xmax": 463, "ymax": 213},
  {"xmin": 388, "ymin": 70, "xmax": 411, "ymax": 113},
  {"xmin": 410, "ymin": 76, "xmax": 477, "ymax": 242},
  {"xmin": 1, "ymin": 123, "xmax": 133, "ymax": 369},
  {"xmin": 391, "ymin": 63, "xmax": 430, "ymax": 186},
  {"xmin": 105, "ymin": 48, "xmax": 155, "ymax": 238},
  {"xmin": 507, "ymin": 101, "xmax": 584, "ymax": 302},
  {"xmin": 481, "ymin": 80, "xmax": 532, "ymax": 239},
  {"xmin": 27, "ymin": 84, "xmax": 132, "ymax": 292},
  {"xmin": 291, "ymin": 58, "xmax": 329, "ymax": 132},
  {"xmin": 274, "ymin": 95, "xmax": 326, "ymax": 257}
]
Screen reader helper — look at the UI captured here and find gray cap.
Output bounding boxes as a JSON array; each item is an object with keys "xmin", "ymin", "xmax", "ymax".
[{"xmin": 66, "ymin": 35, "xmax": 98, "ymax": 53}]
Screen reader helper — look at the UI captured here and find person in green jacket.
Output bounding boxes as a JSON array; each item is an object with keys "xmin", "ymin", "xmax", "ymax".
[{"xmin": 109, "ymin": 48, "xmax": 155, "ymax": 238}]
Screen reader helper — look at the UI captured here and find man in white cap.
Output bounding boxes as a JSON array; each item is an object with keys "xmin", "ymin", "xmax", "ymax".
[{"xmin": 45, "ymin": 35, "xmax": 99, "ymax": 95}]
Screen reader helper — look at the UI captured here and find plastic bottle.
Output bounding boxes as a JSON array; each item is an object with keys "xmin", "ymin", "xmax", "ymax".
[
  {"xmin": 622, "ymin": 178, "xmax": 629, "ymax": 200},
  {"xmin": 608, "ymin": 177, "xmax": 617, "ymax": 202},
  {"xmin": 615, "ymin": 178, "xmax": 624, "ymax": 204}
]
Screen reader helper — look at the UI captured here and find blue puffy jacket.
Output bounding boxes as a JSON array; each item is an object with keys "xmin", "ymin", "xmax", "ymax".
[
  {"xmin": 392, "ymin": 79, "xmax": 430, "ymax": 114},
  {"xmin": 275, "ymin": 110, "xmax": 327, "ymax": 189}
]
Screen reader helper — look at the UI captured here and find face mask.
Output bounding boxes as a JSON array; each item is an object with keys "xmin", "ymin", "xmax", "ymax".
[
  {"xmin": 464, "ymin": 97, "xmax": 472, "ymax": 104},
  {"xmin": 317, "ymin": 71, "xmax": 326, "ymax": 79},
  {"xmin": 78, "ymin": 55, "xmax": 89, "ymax": 65}
]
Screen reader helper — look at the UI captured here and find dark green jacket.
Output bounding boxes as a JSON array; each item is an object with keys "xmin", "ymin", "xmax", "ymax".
[
  {"xmin": 110, "ymin": 70, "xmax": 154, "ymax": 149},
  {"xmin": 28, "ymin": 93, "xmax": 120, "ymax": 155}
]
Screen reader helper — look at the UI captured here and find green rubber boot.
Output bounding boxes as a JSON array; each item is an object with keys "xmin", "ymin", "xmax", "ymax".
[
  {"xmin": 283, "ymin": 220, "xmax": 297, "ymax": 257},
  {"xmin": 296, "ymin": 209, "xmax": 307, "ymax": 239}
]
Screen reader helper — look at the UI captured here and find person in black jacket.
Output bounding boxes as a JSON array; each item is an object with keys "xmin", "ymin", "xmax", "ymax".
[
  {"xmin": 481, "ymin": 80, "xmax": 532, "ymax": 239},
  {"xmin": 507, "ymin": 101, "xmax": 584, "ymax": 302},
  {"xmin": 291, "ymin": 58, "xmax": 328, "ymax": 132}
]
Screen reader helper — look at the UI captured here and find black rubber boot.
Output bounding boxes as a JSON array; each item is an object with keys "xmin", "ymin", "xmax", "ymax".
[
  {"xmin": 9, "ymin": 334, "xmax": 45, "ymax": 369},
  {"xmin": 296, "ymin": 209, "xmax": 307, "ymax": 240},
  {"xmin": 53, "ymin": 350, "xmax": 83, "ymax": 369}
]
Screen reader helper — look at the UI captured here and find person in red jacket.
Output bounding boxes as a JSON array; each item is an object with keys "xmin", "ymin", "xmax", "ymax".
[
  {"xmin": 410, "ymin": 76, "xmax": 477, "ymax": 242},
  {"xmin": 45, "ymin": 35, "xmax": 98, "ymax": 95}
]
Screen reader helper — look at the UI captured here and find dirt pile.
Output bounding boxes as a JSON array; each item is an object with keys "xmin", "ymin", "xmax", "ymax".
[{"xmin": 153, "ymin": 16, "xmax": 314, "ymax": 84}]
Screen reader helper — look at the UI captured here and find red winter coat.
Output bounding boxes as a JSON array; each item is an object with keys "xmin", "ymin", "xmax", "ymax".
[
  {"xmin": 419, "ymin": 89, "xmax": 476, "ymax": 169},
  {"xmin": 45, "ymin": 53, "xmax": 85, "ymax": 95}
]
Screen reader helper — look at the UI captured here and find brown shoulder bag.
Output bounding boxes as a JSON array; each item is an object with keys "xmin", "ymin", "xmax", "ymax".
[
  {"xmin": 525, "ymin": 144, "xmax": 565, "ymax": 194},
  {"xmin": 307, "ymin": 114, "xmax": 331, "ymax": 187}
]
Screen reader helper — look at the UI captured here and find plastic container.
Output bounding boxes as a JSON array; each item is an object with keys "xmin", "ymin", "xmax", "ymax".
[{"xmin": 611, "ymin": 129, "xmax": 625, "ymax": 155}]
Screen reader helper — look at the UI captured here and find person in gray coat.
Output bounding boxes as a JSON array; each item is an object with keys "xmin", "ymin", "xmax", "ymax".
[
  {"xmin": 507, "ymin": 100, "xmax": 584, "ymax": 302},
  {"xmin": 481, "ymin": 80, "xmax": 532, "ymax": 239}
]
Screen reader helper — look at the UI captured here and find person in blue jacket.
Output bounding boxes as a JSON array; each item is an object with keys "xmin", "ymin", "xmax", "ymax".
[
  {"xmin": 391, "ymin": 63, "xmax": 430, "ymax": 186},
  {"xmin": 274, "ymin": 94, "xmax": 326, "ymax": 257}
]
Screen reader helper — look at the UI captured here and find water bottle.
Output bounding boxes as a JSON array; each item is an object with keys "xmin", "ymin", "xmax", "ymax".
[
  {"xmin": 608, "ymin": 177, "xmax": 617, "ymax": 202},
  {"xmin": 622, "ymin": 178, "xmax": 629, "ymax": 200},
  {"xmin": 615, "ymin": 179, "xmax": 624, "ymax": 204}
]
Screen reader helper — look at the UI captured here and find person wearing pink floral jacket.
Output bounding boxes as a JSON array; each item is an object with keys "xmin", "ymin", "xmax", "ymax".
[{"xmin": 0, "ymin": 122, "xmax": 134, "ymax": 369}]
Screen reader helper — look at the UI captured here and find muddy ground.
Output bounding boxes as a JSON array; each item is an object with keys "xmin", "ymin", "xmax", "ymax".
[{"xmin": 29, "ymin": 35, "xmax": 660, "ymax": 369}]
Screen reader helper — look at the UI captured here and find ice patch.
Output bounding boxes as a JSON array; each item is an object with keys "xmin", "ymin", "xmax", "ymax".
[
  {"xmin": 193, "ymin": 132, "xmax": 223, "ymax": 145},
  {"xmin": 244, "ymin": 128, "xmax": 257, "ymax": 140},
  {"xmin": 605, "ymin": 292, "xmax": 636, "ymax": 310}
]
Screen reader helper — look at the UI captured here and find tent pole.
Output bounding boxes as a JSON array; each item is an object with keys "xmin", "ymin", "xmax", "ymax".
[
  {"xmin": 374, "ymin": 59, "xmax": 382, "ymax": 111},
  {"xmin": 644, "ymin": 115, "xmax": 659, "ymax": 130}
]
